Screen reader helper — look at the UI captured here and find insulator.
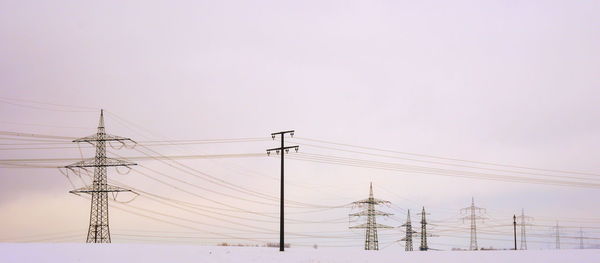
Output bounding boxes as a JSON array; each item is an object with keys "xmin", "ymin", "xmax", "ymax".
[
  {"xmin": 290, "ymin": 132, "xmax": 294, "ymax": 137},
  {"xmin": 295, "ymin": 146, "xmax": 299, "ymax": 152},
  {"xmin": 267, "ymin": 151, "xmax": 271, "ymax": 156},
  {"xmin": 272, "ymin": 135, "xmax": 276, "ymax": 140},
  {"xmin": 285, "ymin": 149, "xmax": 289, "ymax": 153},
  {"xmin": 276, "ymin": 150, "xmax": 280, "ymax": 154}
]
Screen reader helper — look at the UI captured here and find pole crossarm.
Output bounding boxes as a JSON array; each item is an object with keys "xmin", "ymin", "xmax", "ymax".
[
  {"xmin": 65, "ymin": 158, "xmax": 137, "ymax": 169},
  {"xmin": 73, "ymin": 133, "xmax": 136, "ymax": 144},
  {"xmin": 352, "ymin": 198, "xmax": 391, "ymax": 205},
  {"xmin": 266, "ymin": 146, "xmax": 299, "ymax": 153},
  {"xmin": 350, "ymin": 223, "xmax": 394, "ymax": 229},
  {"xmin": 271, "ymin": 130, "xmax": 295, "ymax": 136},
  {"xmin": 460, "ymin": 215, "xmax": 487, "ymax": 222},
  {"xmin": 69, "ymin": 184, "xmax": 133, "ymax": 194},
  {"xmin": 460, "ymin": 206, "xmax": 486, "ymax": 212},
  {"xmin": 350, "ymin": 210, "xmax": 392, "ymax": 216}
]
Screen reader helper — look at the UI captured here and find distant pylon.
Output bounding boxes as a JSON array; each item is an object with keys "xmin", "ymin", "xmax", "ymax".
[
  {"xmin": 517, "ymin": 208, "xmax": 533, "ymax": 250},
  {"xmin": 460, "ymin": 197, "xmax": 486, "ymax": 250},
  {"xmin": 555, "ymin": 222, "xmax": 560, "ymax": 249},
  {"xmin": 65, "ymin": 110, "xmax": 136, "ymax": 243},
  {"xmin": 349, "ymin": 182, "xmax": 393, "ymax": 250},
  {"xmin": 400, "ymin": 209, "xmax": 416, "ymax": 251},
  {"xmin": 418, "ymin": 207, "xmax": 431, "ymax": 251},
  {"xmin": 578, "ymin": 227, "xmax": 584, "ymax": 249}
]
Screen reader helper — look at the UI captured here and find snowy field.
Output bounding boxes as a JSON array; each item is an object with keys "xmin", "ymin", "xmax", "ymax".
[{"xmin": 1, "ymin": 244, "xmax": 599, "ymax": 263}]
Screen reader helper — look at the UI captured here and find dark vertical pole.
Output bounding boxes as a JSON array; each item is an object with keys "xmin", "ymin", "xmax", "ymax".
[
  {"xmin": 267, "ymin": 131, "xmax": 297, "ymax": 252},
  {"xmin": 513, "ymin": 215, "xmax": 517, "ymax": 250},
  {"xmin": 280, "ymin": 135, "xmax": 285, "ymax": 252}
]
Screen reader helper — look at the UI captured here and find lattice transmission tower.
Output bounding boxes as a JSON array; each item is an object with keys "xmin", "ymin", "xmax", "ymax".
[
  {"xmin": 578, "ymin": 227, "xmax": 585, "ymax": 249},
  {"xmin": 349, "ymin": 182, "xmax": 393, "ymax": 250},
  {"xmin": 400, "ymin": 209, "xmax": 417, "ymax": 251},
  {"xmin": 460, "ymin": 197, "xmax": 486, "ymax": 250},
  {"xmin": 65, "ymin": 110, "xmax": 136, "ymax": 243},
  {"xmin": 418, "ymin": 206, "xmax": 433, "ymax": 251},
  {"xmin": 554, "ymin": 222, "xmax": 561, "ymax": 249},
  {"xmin": 517, "ymin": 208, "xmax": 533, "ymax": 250}
]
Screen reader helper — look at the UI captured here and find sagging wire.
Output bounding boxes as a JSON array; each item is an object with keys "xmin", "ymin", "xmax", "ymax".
[
  {"xmin": 116, "ymin": 165, "xmax": 132, "ymax": 175},
  {"xmin": 57, "ymin": 167, "xmax": 77, "ymax": 190},
  {"xmin": 111, "ymin": 191, "xmax": 140, "ymax": 204},
  {"xmin": 109, "ymin": 139, "xmax": 138, "ymax": 150}
]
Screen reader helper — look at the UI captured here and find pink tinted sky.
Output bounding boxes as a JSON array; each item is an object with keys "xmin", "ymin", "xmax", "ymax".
[{"xmin": 0, "ymin": 0, "xmax": 599, "ymax": 249}]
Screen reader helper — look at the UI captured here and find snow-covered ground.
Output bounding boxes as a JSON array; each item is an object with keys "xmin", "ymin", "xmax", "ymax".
[{"xmin": 1, "ymin": 243, "xmax": 598, "ymax": 263}]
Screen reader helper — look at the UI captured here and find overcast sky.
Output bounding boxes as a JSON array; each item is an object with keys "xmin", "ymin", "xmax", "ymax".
[{"xmin": 1, "ymin": 0, "xmax": 599, "ymax": 250}]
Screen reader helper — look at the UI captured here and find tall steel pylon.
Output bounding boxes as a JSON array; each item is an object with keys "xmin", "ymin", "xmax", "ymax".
[
  {"xmin": 400, "ymin": 209, "xmax": 416, "ymax": 251},
  {"xmin": 349, "ymin": 182, "xmax": 393, "ymax": 250},
  {"xmin": 418, "ymin": 207, "xmax": 431, "ymax": 251},
  {"xmin": 517, "ymin": 208, "xmax": 533, "ymax": 250},
  {"xmin": 460, "ymin": 197, "xmax": 486, "ymax": 250},
  {"xmin": 65, "ymin": 110, "xmax": 136, "ymax": 243}
]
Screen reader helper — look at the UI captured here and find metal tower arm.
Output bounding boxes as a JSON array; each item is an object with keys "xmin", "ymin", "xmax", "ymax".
[
  {"xmin": 350, "ymin": 223, "xmax": 394, "ymax": 229},
  {"xmin": 74, "ymin": 133, "xmax": 136, "ymax": 143},
  {"xmin": 65, "ymin": 158, "xmax": 137, "ymax": 169},
  {"xmin": 350, "ymin": 210, "xmax": 393, "ymax": 216},
  {"xmin": 352, "ymin": 198, "xmax": 391, "ymax": 205},
  {"xmin": 70, "ymin": 184, "xmax": 133, "ymax": 194}
]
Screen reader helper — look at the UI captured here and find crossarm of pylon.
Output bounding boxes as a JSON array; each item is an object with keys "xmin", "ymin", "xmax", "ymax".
[
  {"xmin": 69, "ymin": 184, "xmax": 132, "ymax": 194},
  {"xmin": 349, "ymin": 210, "xmax": 393, "ymax": 216},
  {"xmin": 460, "ymin": 215, "xmax": 487, "ymax": 220},
  {"xmin": 350, "ymin": 223, "xmax": 394, "ymax": 229},
  {"xmin": 73, "ymin": 133, "xmax": 136, "ymax": 143},
  {"xmin": 65, "ymin": 158, "xmax": 137, "ymax": 169},
  {"xmin": 351, "ymin": 198, "xmax": 391, "ymax": 205},
  {"xmin": 461, "ymin": 206, "xmax": 486, "ymax": 212}
]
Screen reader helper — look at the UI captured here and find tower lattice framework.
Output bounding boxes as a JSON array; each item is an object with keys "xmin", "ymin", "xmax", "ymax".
[
  {"xmin": 349, "ymin": 182, "xmax": 393, "ymax": 250},
  {"xmin": 401, "ymin": 209, "xmax": 417, "ymax": 251},
  {"xmin": 65, "ymin": 110, "xmax": 136, "ymax": 243},
  {"xmin": 517, "ymin": 208, "xmax": 533, "ymax": 250},
  {"xmin": 418, "ymin": 207, "xmax": 432, "ymax": 251},
  {"xmin": 460, "ymin": 197, "xmax": 486, "ymax": 250}
]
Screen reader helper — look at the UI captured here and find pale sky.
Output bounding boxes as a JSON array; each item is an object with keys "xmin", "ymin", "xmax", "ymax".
[{"xmin": 1, "ymin": 0, "xmax": 599, "ymax": 250}]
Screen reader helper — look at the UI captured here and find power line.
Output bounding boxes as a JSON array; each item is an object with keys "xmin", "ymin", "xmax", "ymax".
[{"xmin": 293, "ymin": 137, "xmax": 600, "ymax": 177}]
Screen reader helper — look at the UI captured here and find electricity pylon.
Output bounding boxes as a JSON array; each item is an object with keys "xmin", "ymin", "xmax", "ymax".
[
  {"xmin": 400, "ymin": 209, "xmax": 417, "ymax": 251},
  {"xmin": 578, "ymin": 227, "xmax": 585, "ymax": 249},
  {"xmin": 65, "ymin": 110, "xmax": 136, "ymax": 243},
  {"xmin": 349, "ymin": 182, "xmax": 393, "ymax": 250},
  {"xmin": 266, "ymin": 130, "xmax": 298, "ymax": 252},
  {"xmin": 418, "ymin": 207, "xmax": 433, "ymax": 251},
  {"xmin": 554, "ymin": 222, "xmax": 560, "ymax": 249},
  {"xmin": 517, "ymin": 208, "xmax": 533, "ymax": 250},
  {"xmin": 460, "ymin": 197, "xmax": 486, "ymax": 250}
]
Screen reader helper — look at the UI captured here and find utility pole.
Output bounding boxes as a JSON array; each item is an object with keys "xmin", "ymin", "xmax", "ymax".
[
  {"xmin": 349, "ymin": 182, "xmax": 393, "ymax": 250},
  {"xmin": 65, "ymin": 110, "xmax": 136, "ymax": 243},
  {"xmin": 400, "ymin": 209, "xmax": 416, "ymax": 251},
  {"xmin": 418, "ymin": 207, "xmax": 432, "ymax": 251},
  {"xmin": 460, "ymin": 197, "xmax": 486, "ymax": 250},
  {"xmin": 513, "ymin": 215, "xmax": 517, "ymax": 250},
  {"xmin": 555, "ymin": 222, "xmax": 560, "ymax": 249},
  {"xmin": 266, "ymin": 130, "xmax": 298, "ymax": 252},
  {"xmin": 517, "ymin": 208, "xmax": 533, "ymax": 250}
]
